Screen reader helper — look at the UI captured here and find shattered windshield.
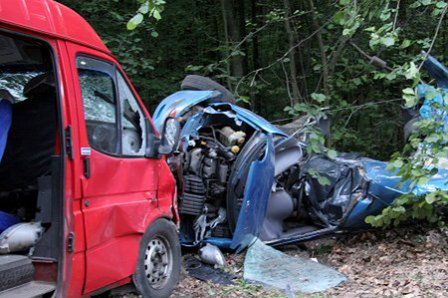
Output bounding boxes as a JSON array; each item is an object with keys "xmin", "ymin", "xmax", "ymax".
[{"xmin": 0, "ymin": 71, "xmax": 44, "ymax": 101}]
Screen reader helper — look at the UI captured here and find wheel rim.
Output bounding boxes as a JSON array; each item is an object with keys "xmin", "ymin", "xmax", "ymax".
[{"xmin": 144, "ymin": 235, "xmax": 173, "ymax": 289}]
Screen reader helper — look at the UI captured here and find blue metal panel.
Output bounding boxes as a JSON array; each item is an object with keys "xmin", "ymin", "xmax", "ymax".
[
  {"xmin": 343, "ymin": 159, "xmax": 448, "ymax": 228},
  {"xmin": 230, "ymin": 135, "xmax": 275, "ymax": 252},
  {"xmin": 152, "ymin": 90, "xmax": 218, "ymax": 131},
  {"xmin": 153, "ymin": 91, "xmax": 287, "ymax": 137}
]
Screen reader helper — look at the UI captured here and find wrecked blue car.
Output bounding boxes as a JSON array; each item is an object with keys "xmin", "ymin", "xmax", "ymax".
[{"xmin": 153, "ymin": 56, "xmax": 448, "ymax": 251}]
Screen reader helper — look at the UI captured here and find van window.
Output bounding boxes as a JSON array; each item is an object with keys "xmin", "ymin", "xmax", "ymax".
[
  {"xmin": 77, "ymin": 57, "xmax": 119, "ymax": 155},
  {"xmin": 117, "ymin": 72, "xmax": 147, "ymax": 156}
]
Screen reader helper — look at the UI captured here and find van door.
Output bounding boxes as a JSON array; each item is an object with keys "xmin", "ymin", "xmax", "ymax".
[{"xmin": 66, "ymin": 44, "xmax": 162, "ymax": 293}]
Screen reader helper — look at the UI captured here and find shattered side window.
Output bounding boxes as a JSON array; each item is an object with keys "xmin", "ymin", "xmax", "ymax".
[
  {"xmin": 78, "ymin": 71, "xmax": 116, "ymax": 124},
  {"xmin": 77, "ymin": 57, "xmax": 119, "ymax": 155},
  {"xmin": 117, "ymin": 72, "xmax": 147, "ymax": 156},
  {"xmin": 0, "ymin": 71, "xmax": 44, "ymax": 101}
]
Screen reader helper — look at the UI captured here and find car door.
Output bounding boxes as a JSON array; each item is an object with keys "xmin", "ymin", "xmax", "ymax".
[{"xmin": 67, "ymin": 44, "xmax": 162, "ymax": 293}]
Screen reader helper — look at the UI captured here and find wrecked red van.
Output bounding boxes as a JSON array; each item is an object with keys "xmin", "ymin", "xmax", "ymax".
[{"xmin": 0, "ymin": 0, "xmax": 181, "ymax": 297}]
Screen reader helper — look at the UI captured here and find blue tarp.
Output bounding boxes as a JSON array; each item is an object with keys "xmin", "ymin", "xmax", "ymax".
[{"xmin": 0, "ymin": 99, "xmax": 12, "ymax": 163}]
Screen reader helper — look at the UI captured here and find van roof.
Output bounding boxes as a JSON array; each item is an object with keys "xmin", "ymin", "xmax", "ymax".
[{"xmin": 0, "ymin": 0, "xmax": 110, "ymax": 54}]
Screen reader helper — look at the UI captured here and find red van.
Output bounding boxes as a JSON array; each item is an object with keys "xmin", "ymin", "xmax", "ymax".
[{"xmin": 0, "ymin": 0, "xmax": 181, "ymax": 297}]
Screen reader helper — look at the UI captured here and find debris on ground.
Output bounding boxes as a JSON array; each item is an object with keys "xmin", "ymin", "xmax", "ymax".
[
  {"xmin": 171, "ymin": 226, "xmax": 448, "ymax": 297},
  {"xmin": 325, "ymin": 227, "xmax": 448, "ymax": 297},
  {"xmin": 185, "ymin": 256, "xmax": 236, "ymax": 285},
  {"xmin": 243, "ymin": 239, "xmax": 346, "ymax": 294},
  {"xmin": 199, "ymin": 243, "xmax": 226, "ymax": 267}
]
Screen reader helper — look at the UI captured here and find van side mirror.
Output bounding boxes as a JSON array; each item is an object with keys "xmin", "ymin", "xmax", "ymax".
[{"xmin": 146, "ymin": 118, "xmax": 181, "ymax": 158}]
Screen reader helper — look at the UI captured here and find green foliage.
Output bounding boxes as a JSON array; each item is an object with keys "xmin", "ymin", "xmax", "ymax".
[
  {"xmin": 127, "ymin": 0, "xmax": 166, "ymax": 30},
  {"xmin": 366, "ymin": 88, "xmax": 448, "ymax": 227},
  {"xmin": 60, "ymin": 0, "xmax": 447, "ymax": 162},
  {"xmin": 58, "ymin": 0, "xmax": 448, "ymax": 228},
  {"xmin": 284, "ymin": 92, "xmax": 330, "ymax": 155}
]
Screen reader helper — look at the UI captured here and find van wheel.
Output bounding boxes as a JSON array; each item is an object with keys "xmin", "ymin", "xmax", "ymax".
[{"xmin": 133, "ymin": 219, "xmax": 181, "ymax": 298}]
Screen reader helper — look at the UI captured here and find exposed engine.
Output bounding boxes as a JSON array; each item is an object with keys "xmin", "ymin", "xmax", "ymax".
[{"xmin": 179, "ymin": 125, "xmax": 247, "ymax": 243}]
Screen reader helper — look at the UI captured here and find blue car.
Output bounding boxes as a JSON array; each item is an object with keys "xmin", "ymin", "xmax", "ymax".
[{"xmin": 153, "ymin": 56, "xmax": 448, "ymax": 251}]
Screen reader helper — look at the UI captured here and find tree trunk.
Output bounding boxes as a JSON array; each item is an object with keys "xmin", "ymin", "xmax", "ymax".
[
  {"xmin": 283, "ymin": 0, "xmax": 302, "ymax": 104},
  {"xmin": 220, "ymin": 0, "xmax": 233, "ymax": 90},
  {"xmin": 308, "ymin": 0, "xmax": 330, "ymax": 96},
  {"xmin": 250, "ymin": 0, "xmax": 261, "ymax": 111},
  {"xmin": 220, "ymin": 0, "xmax": 247, "ymax": 81}
]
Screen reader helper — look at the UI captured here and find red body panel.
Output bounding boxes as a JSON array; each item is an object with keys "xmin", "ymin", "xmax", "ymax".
[
  {"xmin": 0, "ymin": 0, "xmax": 109, "ymax": 53},
  {"xmin": 0, "ymin": 1, "xmax": 178, "ymax": 296}
]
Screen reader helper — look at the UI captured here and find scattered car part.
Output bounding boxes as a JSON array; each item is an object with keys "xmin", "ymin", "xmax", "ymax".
[
  {"xmin": 0, "ymin": 222, "xmax": 43, "ymax": 254},
  {"xmin": 198, "ymin": 243, "xmax": 225, "ymax": 267}
]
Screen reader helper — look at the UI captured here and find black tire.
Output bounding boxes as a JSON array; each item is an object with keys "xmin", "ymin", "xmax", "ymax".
[
  {"xmin": 133, "ymin": 219, "xmax": 181, "ymax": 298},
  {"xmin": 404, "ymin": 116, "xmax": 420, "ymax": 140},
  {"xmin": 181, "ymin": 75, "xmax": 236, "ymax": 104}
]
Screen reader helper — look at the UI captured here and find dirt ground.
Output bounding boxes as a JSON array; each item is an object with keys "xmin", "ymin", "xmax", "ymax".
[{"xmin": 171, "ymin": 226, "xmax": 448, "ymax": 297}]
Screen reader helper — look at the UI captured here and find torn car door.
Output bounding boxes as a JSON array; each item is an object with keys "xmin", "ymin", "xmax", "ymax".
[{"xmin": 230, "ymin": 135, "xmax": 275, "ymax": 252}]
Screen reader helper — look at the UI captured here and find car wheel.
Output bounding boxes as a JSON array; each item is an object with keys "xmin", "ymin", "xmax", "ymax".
[
  {"xmin": 181, "ymin": 75, "xmax": 236, "ymax": 104},
  {"xmin": 133, "ymin": 219, "xmax": 181, "ymax": 298}
]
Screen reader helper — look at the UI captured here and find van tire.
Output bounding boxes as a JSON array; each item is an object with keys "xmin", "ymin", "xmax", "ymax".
[
  {"xmin": 133, "ymin": 219, "xmax": 181, "ymax": 298},
  {"xmin": 181, "ymin": 75, "xmax": 236, "ymax": 104}
]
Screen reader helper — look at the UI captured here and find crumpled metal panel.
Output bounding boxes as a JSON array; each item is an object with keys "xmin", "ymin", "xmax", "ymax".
[
  {"xmin": 230, "ymin": 135, "xmax": 275, "ymax": 252},
  {"xmin": 152, "ymin": 90, "xmax": 219, "ymax": 131},
  {"xmin": 342, "ymin": 158, "xmax": 448, "ymax": 228},
  {"xmin": 362, "ymin": 159, "xmax": 448, "ymax": 198},
  {"xmin": 153, "ymin": 90, "xmax": 288, "ymax": 138}
]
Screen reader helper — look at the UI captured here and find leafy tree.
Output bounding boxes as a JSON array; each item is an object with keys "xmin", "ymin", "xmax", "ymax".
[{"xmin": 60, "ymin": 0, "xmax": 448, "ymax": 226}]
